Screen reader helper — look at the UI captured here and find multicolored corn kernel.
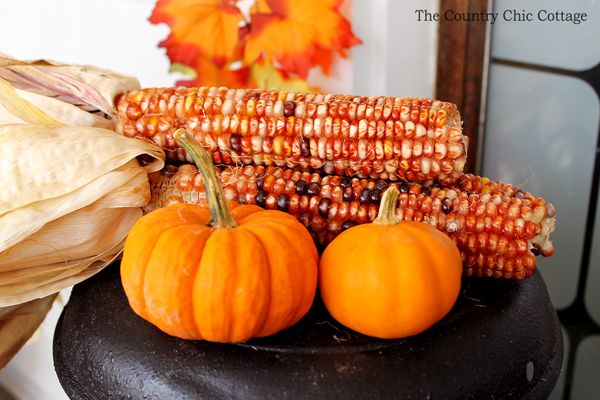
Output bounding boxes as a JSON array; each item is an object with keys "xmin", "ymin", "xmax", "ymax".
[
  {"xmin": 115, "ymin": 86, "xmax": 467, "ymax": 184},
  {"xmin": 145, "ymin": 164, "xmax": 556, "ymax": 280}
]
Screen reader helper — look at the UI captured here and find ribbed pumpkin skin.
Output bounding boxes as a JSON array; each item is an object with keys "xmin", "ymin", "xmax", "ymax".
[
  {"xmin": 319, "ymin": 221, "xmax": 462, "ymax": 339},
  {"xmin": 121, "ymin": 202, "xmax": 319, "ymax": 343}
]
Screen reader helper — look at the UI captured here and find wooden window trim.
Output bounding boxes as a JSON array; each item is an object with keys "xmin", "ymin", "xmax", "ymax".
[{"xmin": 435, "ymin": 0, "xmax": 491, "ymax": 175}]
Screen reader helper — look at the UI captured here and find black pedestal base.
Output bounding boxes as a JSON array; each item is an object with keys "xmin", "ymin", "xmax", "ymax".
[{"xmin": 54, "ymin": 262, "xmax": 563, "ymax": 399}]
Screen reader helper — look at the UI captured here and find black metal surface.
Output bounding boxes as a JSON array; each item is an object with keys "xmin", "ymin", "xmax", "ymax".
[{"xmin": 54, "ymin": 262, "xmax": 563, "ymax": 400}]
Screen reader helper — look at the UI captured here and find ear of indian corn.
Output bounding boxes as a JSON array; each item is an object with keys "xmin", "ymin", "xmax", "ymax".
[
  {"xmin": 114, "ymin": 86, "xmax": 468, "ymax": 186},
  {"xmin": 144, "ymin": 165, "xmax": 555, "ymax": 280}
]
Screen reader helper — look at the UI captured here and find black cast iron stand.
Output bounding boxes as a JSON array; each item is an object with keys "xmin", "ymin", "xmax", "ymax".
[{"xmin": 53, "ymin": 262, "xmax": 563, "ymax": 399}]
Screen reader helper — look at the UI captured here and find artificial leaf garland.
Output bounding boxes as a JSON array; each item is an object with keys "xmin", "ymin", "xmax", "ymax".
[
  {"xmin": 244, "ymin": 0, "xmax": 362, "ymax": 79},
  {"xmin": 149, "ymin": 0, "xmax": 362, "ymax": 90},
  {"xmin": 150, "ymin": 0, "xmax": 245, "ymax": 69}
]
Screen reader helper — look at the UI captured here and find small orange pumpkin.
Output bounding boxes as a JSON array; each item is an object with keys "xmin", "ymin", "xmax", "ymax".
[
  {"xmin": 121, "ymin": 129, "xmax": 319, "ymax": 343},
  {"xmin": 319, "ymin": 185, "xmax": 462, "ymax": 339}
]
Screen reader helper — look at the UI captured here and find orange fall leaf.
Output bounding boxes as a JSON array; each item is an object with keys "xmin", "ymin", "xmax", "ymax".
[
  {"xmin": 150, "ymin": 0, "xmax": 245, "ymax": 68},
  {"xmin": 244, "ymin": 0, "xmax": 362, "ymax": 79}
]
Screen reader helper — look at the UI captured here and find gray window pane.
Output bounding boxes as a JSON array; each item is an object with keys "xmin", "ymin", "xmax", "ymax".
[
  {"xmin": 571, "ymin": 335, "xmax": 600, "ymax": 399},
  {"xmin": 492, "ymin": 0, "xmax": 600, "ymax": 71},
  {"xmin": 483, "ymin": 65, "xmax": 598, "ymax": 309}
]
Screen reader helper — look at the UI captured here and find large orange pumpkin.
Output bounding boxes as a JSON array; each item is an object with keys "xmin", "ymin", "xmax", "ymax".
[
  {"xmin": 319, "ymin": 185, "xmax": 462, "ymax": 339},
  {"xmin": 121, "ymin": 130, "xmax": 319, "ymax": 342}
]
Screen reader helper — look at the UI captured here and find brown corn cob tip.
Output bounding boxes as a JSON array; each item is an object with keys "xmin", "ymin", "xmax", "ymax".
[
  {"xmin": 115, "ymin": 86, "xmax": 468, "ymax": 185},
  {"xmin": 145, "ymin": 165, "xmax": 556, "ymax": 280}
]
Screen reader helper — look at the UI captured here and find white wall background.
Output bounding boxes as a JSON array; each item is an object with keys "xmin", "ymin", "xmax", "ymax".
[{"xmin": 0, "ymin": 0, "xmax": 439, "ymax": 399}]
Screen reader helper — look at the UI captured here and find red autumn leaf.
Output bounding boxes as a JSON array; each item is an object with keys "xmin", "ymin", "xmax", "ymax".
[
  {"xmin": 150, "ymin": 0, "xmax": 245, "ymax": 68},
  {"xmin": 244, "ymin": 0, "xmax": 362, "ymax": 79}
]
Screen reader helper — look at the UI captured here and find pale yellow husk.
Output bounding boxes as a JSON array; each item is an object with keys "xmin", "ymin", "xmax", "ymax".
[
  {"xmin": 0, "ymin": 59, "xmax": 165, "ymax": 311},
  {"xmin": 0, "ymin": 78, "xmax": 63, "ymax": 126},
  {"xmin": 0, "ymin": 87, "xmax": 113, "ymax": 129}
]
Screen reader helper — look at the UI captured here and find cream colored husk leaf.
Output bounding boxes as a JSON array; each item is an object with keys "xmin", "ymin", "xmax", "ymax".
[{"xmin": 0, "ymin": 69, "xmax": 164, "ymax": 309}]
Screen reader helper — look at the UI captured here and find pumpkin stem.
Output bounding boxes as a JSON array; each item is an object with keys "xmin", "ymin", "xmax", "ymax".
[
  {"xmin": 174, "ymin": 129, "xmax": 238, "ymax": 229},
  {"xmin": 373, "ymin": 185, "xmax": 402, "ymax": 226}
]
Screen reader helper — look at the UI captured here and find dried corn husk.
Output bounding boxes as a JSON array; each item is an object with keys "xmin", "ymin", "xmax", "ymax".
[
  {"xmin": 0, "ymin": 293, "xmax": 57, "ymax": 371},
  {"xmin": 0, "ymin": 68, "xmax": 164, "ymax": 308},
  {"xmin": 0, "ymin": 128, "xmax": 163, "ymax": 307},
  {"xmin": 0, "ymin": 53, "xmax": 140, "ymax": 120},
  {"xmin": 0, "ymin": 125, "xmax": 162, "ymax": 244},
  {"xmin": 0, "ymin": 56, "xmax": 162, "ymax": 370}
]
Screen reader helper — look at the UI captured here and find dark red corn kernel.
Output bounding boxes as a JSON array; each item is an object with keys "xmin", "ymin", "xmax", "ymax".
[
  {"xmin": 256, "ymin": 190, "xmax": 269, "ymax": 208},
  {"xmin": 359, "ymin": 188, "xmax": 372, "ymax": 205},
  {"xmin": 420, "ymin": 186, "xmax": 431, "ymax": 196},
  {"xmin": 343, "ymin": 186, "xmax": 355, "ymax": 202},
  {"xmin": 318, "ymin": 198, "xmax": 332, "ymax": 218},
  {"xmin": 376, "ymin": 180, "xmax": 388, "ymax": 191},
  {"xmin": 295, "ymin": 179, "xmax": 307, "ymax": 195},
  {"xmin": 284, "ymin": 101, "xmax": 296, "ymax": 117},
  {"xmin": 442, "ymin": 198, "xmax": 453, "ymax": 214},
  {"xmin": 256, "ymin": 173, "xmax": 265, "ymax": 190},
  {"xmin": 370, "ymin": 188, "xmax": 382, "ymax": 205},
  {"xmin": 161, "ymin": 164, "xmax": 178, "ymax": 178},
  {"xmin": 230, "ymin": 134, "xmax": 242, "ymax": 152},
  {"xmin": 340, "ymin": 176, "xmax": 352, "ymax": 188},
  {"xmin": 307, "ymin": 182, "xmax": 321, "ymax": 196},
  {"xmin": 277, "ymin": 193, "xmax": 290, "ymax": 212},
  {"xmin": 301, "ymin": 138, "xmax": 311, "ymax": 158},
  {"xmin": 399, "ymin": 182, "xmax": 410, "ymax": 193},
  {"xmin": 342, "ymin": 220, "xmax": 358, "ymax": 231},
  {"xmin": 299, "ymin": 213, "xmax": 311, "ymax": 228}
]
